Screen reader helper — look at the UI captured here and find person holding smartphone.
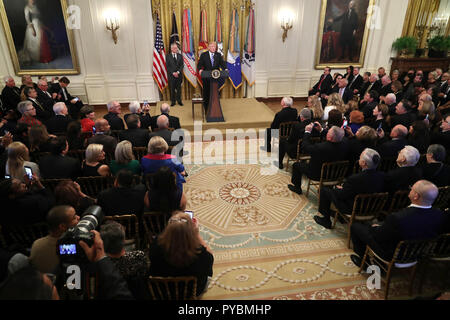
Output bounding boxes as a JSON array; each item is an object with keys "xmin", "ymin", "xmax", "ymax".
[{"xmin": 5, "ymin": 141, "xmax": 40, "ymax": 182}]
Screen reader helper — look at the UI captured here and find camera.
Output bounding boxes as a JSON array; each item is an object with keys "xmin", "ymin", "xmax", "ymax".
[{"xmin": 57, "ymin": 206, "xmax": 104, "ymax": 264}]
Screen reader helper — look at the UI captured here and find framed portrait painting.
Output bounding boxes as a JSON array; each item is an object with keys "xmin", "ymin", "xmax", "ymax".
[
  {"xmin": 315, "ymin": 0, "xmax": 375, "ymax": 69},
  {"xmin": 0, "ymin": 0, "xmax": 79, "ymax": 75}
]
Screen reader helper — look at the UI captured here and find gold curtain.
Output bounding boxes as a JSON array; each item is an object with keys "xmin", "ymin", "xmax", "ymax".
[
  {"xmin": 401, "ymin": 0, "xmax": 441, "ymax": 48},
  {"xmin": 152, "ymin": 0, "xmax": 251, "ymax": 101}
]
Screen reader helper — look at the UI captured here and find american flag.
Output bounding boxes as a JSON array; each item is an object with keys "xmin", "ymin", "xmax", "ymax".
[{"xmin": 153, "ymin": 14, "xmax": 168, "ymax": 93}]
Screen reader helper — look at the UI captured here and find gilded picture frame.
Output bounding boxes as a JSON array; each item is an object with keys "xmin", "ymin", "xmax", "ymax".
[
  {"xmin": 0, "ymin": 0, "xmax": 79, "ymax": 76},
  {"xmin": 315, "ymin": 0, "xmax": 375, "ymax": 69}
]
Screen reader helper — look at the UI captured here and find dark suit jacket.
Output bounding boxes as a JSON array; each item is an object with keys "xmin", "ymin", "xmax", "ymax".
[
  {"xmin": 270, "ymin": 107, "xmax": 298, "ymax": 129},
  {"xmin": 197, "ymin": 51, "xmax": 227, "ymax": 72},
  {"xmin": 331, "ymin": 86, "xmax": 353, "ymax": 104},
  {"xmin": 150, "ymin": 113, "xmax": 181, "ymax": 131},
  {"xmin": 27, "ymin": 98, "xmax": 52, "ymax": 121},
  {"xmin": 348, "ymin": 74, "xmax": 364, "ymax": 93},
  {"xmin": 371, "ymin": 206, "xmax": 446, "ymax": 260},
  {"xmin": 166, "ymin": 52, "xmax": 184, "ymax": 82},
  {"xmin": 360, "ymin": 81, "xmax": 381, "ymax": 97},
  {"xmin": 104, "ymin": 113, "xmax": 125, "ymax": 131},
  {"xmin": 119, "ymin": 128, "xmax": 150, "ymax": 148},
  {"xmin": 88, "ymin": 134, "xmax": 118, "ymax": 155},
  {"xmin": 302, "ymin": 133, "xmax": 349, "ymax": 180},
  {"xmin": 45, "ymin": 115, "xmax": 71, "ymax": 134},
  {"xmin": 1, "ymin": 86, "xmax": 21, "ymax": 110},
  {"xmin": 360, "ymin": 101, "xmax": 378, "ymax": 121},
  {"xmin": 312, "ymin": 74, "xmax": 333, "ymax": 95},
  {"xmin": 97, "ymin": 185, "xmax": 147, "ymax": 218},
  {"xmin": 50, "ymin": 83, "xmax": 75, "ymax": 103},
  {"xmin": 431, "ymin": 130, "xmax": 450, "ymax": 151},
  {"xmin": 39, "ymin": 154, "xmax": 81, "ymax": 179},
  {"xmin": 384, "ymin": 166, "xmax": 422, "ymax": 194},
  {"xmin": 149, "ymin": 129, "xmax": 180, "ymax": 147},
  {"xmin": 378, "ymin": 84, "xmax": 393, "ymax": 97},
  {"xmin": 36, "ymin": 88, "xmax": 55, "ymax": 112},
  {"xmin": 390, "ymin": 112, "xmax": 416, "ymax": 129},
  {"xmin": 377, "ymin": 138, "xmax": 406, "ymax": 158},
  {"xmin": 335, "ymin": 9, "xmax": 358, "ymax": 43},
  {"xmin": 421, "ymin": 162, "xmax": 450, "ymax": 187},
  {"xmin": 124, "ymin": 113, "xmax": 152, "ymax": 131}
]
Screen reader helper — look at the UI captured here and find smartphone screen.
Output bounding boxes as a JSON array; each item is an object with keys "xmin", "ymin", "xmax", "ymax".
[
  {"xmin": 24, "ymin": 166, "xmax": 33, "ymax": 180},
  {"xmin": 92, "ymin": 126, "xmax": 96, "ymax": 134},
  {"xmin": 343, "ymin": 120, "xmax": 348, "ymax": 129},
  {"xmin": 185, "ymin": 211, "xmax": 194, "ymax": 219},
  {"xmin": 5, "ymin": 175, "xmax": 11, "ymax": 179},
  {"xmin": 143, "ymin": 100, "xmax": 149, "ymax": 107}
]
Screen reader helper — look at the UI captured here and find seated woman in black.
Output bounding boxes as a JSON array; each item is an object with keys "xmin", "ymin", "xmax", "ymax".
[
  {"xmin": 144, "ymin": 166, "xmax": 187, "ymax": 220},
  {"xmin": 81, "ymin": 143, "xmax": 110, "ymax": 177},
  {"xmin": 148, "ymin": 211, "xmax": 214, "ymax": 297}
]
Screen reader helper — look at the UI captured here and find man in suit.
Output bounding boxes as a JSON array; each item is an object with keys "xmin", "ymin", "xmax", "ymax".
[
  {"xmin": 166, "ymin": 43, "xmax": 184, "ymax": 106},
  {"xmin": 87, "ymin": 119, "xmax": 118, "ymax": 156},
  {"xmin": 45, "ymin": 102, "xmax": 72, "ymax": 134},
  {"xmin": 376, "ymin": 125, "xmax": 408, "ymax": 158},
  {"xmin": 1, "ymin": 76, "xmax": 21, "ymax": 112},
  {"xmin": 104, "ymin": 101, "xmax": 125, "ymax": 131},
  {"xmin": 197, "ymin": 41, "xmax": 227, "ymax": 112},
  {"xmin": 24, "ymin": 87, "xmax": 52, "ymax": 122},
  {"xmin": 333, "ymin": 0, "xmax": 358, "ymax": 61},
  {"xmin": 309, "ymin": 67, "xmax": 333, "ymax": 97},
  {"xmin": 390, "ymin": 100, "xmax": 416, "ymax": 129},
  {"xmin": 437, "ymin": 75, "xmax": 450, "ymax": 106},
  {"xmin": 384, "ymin": 93, "xmax": 397, "ymax": 116},
  {"xmin": 359, "ymin": 90, "xmax": 379, "ymax": 122},
  {"xmin": 314, "ymin": 148, "xmax": 385, "ymax": 229},
  {"xmin": 149, "ymin": 115, "xmax": 180, "ymax": 148},
  {"xmin": 350, "ymin": 180, "xmax": 446, "ymax": 266},
  {"xmin": 431, "ymin": 115, "xmax": 450, "ymax": 151},
  {"xmin": 378, "ymin": 75, "xmax": 393, "ymax": 100},
  {"xmin": 288, "ymin": 125, "xmax": 349, "ymax": 195},
  {"xmin": 51, "ymin": 77, "xmax": 83, "ymax": 120},
  {"xmin": 329, "ymin": 78, "xmax": 353, "ymax": 104},
  {"xmin": 348, "ymin": 67, "xmax": 364, "ymax": 95},
  {"xmin": 36, "ymin": 79, "xmax": 56, "ymax": 112},
  {"xmin": 262, "ymin": 97, "xmax": 298, "ymax": 153},
  {"xmin": 119, "ymin": 114, "xmax": 150, "ymax": 148},
  {"xmin": 150, "ymin": 103, "xmax": 181, "ymax": 131},
  {"xmin": 39, "ymin": 137, "xmax": 81, "ymax": 180},
  {"xmin": 360, "ymin": 74, "xmax": 381, "ymax": 98}
]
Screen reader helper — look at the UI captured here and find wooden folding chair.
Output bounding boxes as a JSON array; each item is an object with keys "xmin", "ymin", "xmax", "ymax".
[
  {"xmin": 279, "ymin": 121, "xmax": 298, "ymax": 140},
  {"xmin": 434, "ymin": 186, "xmax": 450, "ymax": 211},
  {"xmin": 41, "ymin": 178, "xmax": 72, "ymax": 193},
  {"xmin": 148, "ymin": 276, "xmax": 197, "ymax": 300},
  {"xmin": 104, "ymin": 214, "xmax": 140, "ymax": 250},
  {"xmin": 333, "ymin": 192, "xmax": 389, "ymax": 248},
  {"xmin": 76, "ymin": 176, "xmax": 113, "ymax": 198},
  {"xmin": 380, "ymin": 190, "xmax": 410, "ymax": 217},
  {"xmin": 419, "ymin": 233, "xmax": 450, "ymax": 293},
  {"xmin": 2, "ymin": 222, "xmax": 49, "ymax": 250},
  {"xmin": 360, "ymin": 238, "xmax": 435, "ymax": 300},
  {"xmin": 67, "ymin": 149, "xmax": 86, "ymax": 163},
  {"xmin": 133, "ymin": 147, "xmax": 147, "ymax": 162},
  {"xmin": 285, "ymin": 137, "xmax": 321, "ymax": 172},
  {"xmin": 142, "ymin": 212, "xmax": 169, "ymax": 246}
]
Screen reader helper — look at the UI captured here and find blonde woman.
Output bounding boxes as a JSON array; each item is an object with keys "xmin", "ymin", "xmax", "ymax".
[
  {"xmin": 306, "ymin": 95, "xmax": 324, "ymax": 121},
  {"xmin": 5, "ymin": 141, "xmax": 40, "ymax": 182},
  {"xmin": 81, "ymin": 144, "xmax": 110, "ymax": 177},
  {"xmin": 323, "ymin": 93, "xmax": 345, "ymax": 121},
  {"xmin": 149, "ymin": 211, "xmax": 213, "ymax": 297},
  {"xmin": 109, "ymin": 140, "xmax": 141, "ymax": 175}
]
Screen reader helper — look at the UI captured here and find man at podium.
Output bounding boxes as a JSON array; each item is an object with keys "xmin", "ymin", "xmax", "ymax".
[{"xmin": 198, "ymin": 42, "xmax": 227, "ymax": 112}]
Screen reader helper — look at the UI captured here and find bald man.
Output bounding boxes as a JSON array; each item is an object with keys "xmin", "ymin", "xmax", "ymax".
[
  {"xmin": 350, "ymin": 180, "xmax": 446, "ymax": 266},
  {"xmin": 87, "ymin": 118, "xmax": 118, "ymax": 155},
  {"xmin": 148, "ymin": 115, "xmax": 180, "ymax": 148},
  {"xmin": 150, "ymin": 103, "xmax": 181, "ymax": 131},
  {"xmin": 376, "ymin": 125, "xmax": 408, "ymax": 158}
]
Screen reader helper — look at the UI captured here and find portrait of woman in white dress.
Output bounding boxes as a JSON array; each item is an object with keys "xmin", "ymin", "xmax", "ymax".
[{"xmin": 19, "ymin": 0, "xmax": 53, "ymax": 65}]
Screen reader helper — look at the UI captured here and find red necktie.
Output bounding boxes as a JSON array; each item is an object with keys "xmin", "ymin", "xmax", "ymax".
[{"xmin": 318, "ymin": 76, "xmax": 325, "ymax": 90}]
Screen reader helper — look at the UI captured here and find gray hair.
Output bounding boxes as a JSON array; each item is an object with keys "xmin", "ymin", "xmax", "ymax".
[
  {"xmin": 3, "ymin": 76, "xmax": 13, "ymax": 83},
  {"xmin": 115, "ymin": 140, "xmax": 134, "ymax": 164},
  {"xmin": 53, "ymin": 102, "xmax": 66, "ymax": 115},
  {"xmin": 300, "ymin": 108, "xmax": 312, "ymax": 120},
  {"xmin": 329, "ymin": 126, "xmax": 345, "ymax": 142},
  {"xmin": 106, "ymin": 101, "xmax": 118, "ymax": 112},
  {"xmin": 85, "ymin": 144, "xmax": 103, "ymax": 163},
  {"xmin": 385, "ymin": 93, "xmax": 396, "ymax": 104},
  {"xmin": 37, "ymin": 79, "xmax": 47, "ymax": 86},
  {"xmin": 128, "ymin": 101, "xmax": 141, "ymax": 114},
  {"xmin": 398, "ymin": 146, "xmax": 420, "ymax": 167},
  {"xmin": 282, "ymin": 97, "xmax": 293, "ymax": 108},
  {"xmin": 361, "ymin": 148, "xmax": 381, "ymax": 170},
  {"xmin": 160, "ymin": 103, "xmax": 170, "ymax": 114},
  {"xmin": 17, "ymin": 101, "xmax": 33, "ymax": 114},
  {"xmin": 100, "ymin": 221, "xmax": 125, "ymax": 255},
  {"xmin": 427, "ymin": 144, "xmax": 446, "ymax": 162}
]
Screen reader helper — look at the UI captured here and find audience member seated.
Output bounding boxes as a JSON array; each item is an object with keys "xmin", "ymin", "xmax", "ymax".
[
  {"xmin": 330, "ymin": 78, "xmax": 353, "ymax": 104},
  {"xmin": 151, "ymin": 103, "xmax": 181, "ymax": 131},
  {"xmin": 97, "ymin": 169, "xmax": 146, "ymax": 217},
  {"xmin": 370, "ymin": 104, "xmax": 390, "ymax": 134},
  {"xmin": 100, "ymin": 221, "xmax": 149, "ymax": 299},
  {"xmin": 0, "ymin": 176, "xmax": 54, "ymax": 226},
  {"xmin": 407, "ymin": 121, "xmax": 430, "ymax": 154},
  {"xmin": 359, "ymin": 90, "xmax": 379, "ymax": 122},
  {"xmin": 28, "ymin": 125, "xmax": 53, "ymax": 155},
  {"xmin": 141, "ymin": 136, "xmax": 186, "ymax": 191},
  {"xmin": 54, "ymin": 180, "xmax": 96, "ymax": 215},
  {"xmin": 350, "ymin": 180, "xmax": 447, "ymax": 266},
  {"xmin": 29, "ymin": 206, "xmax": 80, "ymax": 274},
  {"xmin": 67, "ymin": 121, "xmax": 86, "ymax": 151},
  {"xmin": 314, "ymin": 148, "xmax": 385, "ymax": 229},
  {"xmin": 391, "ymin": 80, "xmax": 404, "ymax": 103},
  {"xmin": 345, "ymin": 126, "xmax": 378, "ymax": 168},
  {"xmin": 148, "ymin": 211, "xmax": 214, "ymax": 297},
  {"xmin": 418, "ymin": 100, "xmax": 440, "ymax": 129},
  {"xmin": 384, "ymin": 93, "xmax": 397, "ymax": 116},
  {"xmin": 19, "ymin": 75, "xmax": 37, "ymax": 96},
  {"xmin": 104, "ymin": 101, "xmax": 125, "ymax": 131},
  {"xmin": 124, "ymin": 101, "xmax": 152, "ymax": 131},
  {"xmin": 360, "ymin": 74, "xmax": 381, "ymax": 98},
  {"xmin": 24, "ymin": 86, "xmax": 52, "ymax": 122},
  {"xmin": 378, "ymin": 75, "xmax": 393, "ymax": 100},
  {"xmin": 305, "ymin": 95, "xmax": 324, "ymax": 122},
  {"xmin": 431, "ymin": 114, "xmax": 450, "ymax": 151},
  {"xmin": 148, "ymin": 115, "xmax": 181, "ymax": 149},
  {"xmin": 39, "ymin": 137, "xmax": 81, "ymax": 180},
  {"xmin": 119, "ymin": 114, "xmax": 150, "ymax": 148},
  {"xmin": 309, "ymin": 67, "xmax": 333, "ymax": 98},
  {"xmin": 326, "ymin": 109, "xmax": 345, "ymax": 129},
  {"xmin": 144, "ymin": 166, "xmax": 187, "ymax": 217},
  {"xmin": 262, "ymin": 97, "xmax": 298, "ymax": 152},
  {"xmin": 5, "ymin": 141, "xmax": 40, "ymax": 182},
  {"xmin": 322, "ymin": 93, "xmax": 345, "ymax": 122},
  {"xmin": 36, "ymin": 79, "xmax": 56, "ymax": 112},
  {"xmin": 422, "ymin": 144, "xmax": 450, "ymax": 187},
  {"xmin": 50, "ymin": 77, "xmax": 83, "ymax": 120},
  {"xmin": 376, "ymin": 125, "xmax": 408, "ymax": 158},
  {"xmin": 80, "ymin": 105, "xmax": 96, "ymax": 133},
  {"xmin": 288, "ymin": 125, "xmax": 349, "ymax": 195},
  {"xmin": 1, "ymin": 76, "xmax": 21, "ymax": 112},
  {"xmin": 348, "ymin": 67, "xmax": 363, "ymax": 95},
  {"xmin": 389, "ymin": 100, "xmax": 416, "ymax": 129},
  {"xmin": 17, "ymin": 100, "xmax": 42, "ymax": 128},
  {"xmin": 385, "ymin": 146, "xmax": 422, "ymax": 194},
  {"xmin": 87, "ymin": 119, "xmax": 118, "ymax": 155},
  {"xmin": 0, "ymin": 110, "xmax": 19, "ymax": 137},
  {"xmin": 109, "ymin": 141, "xmax": 142, "ymax": 176},
  {"xmin": 348, "ymin": 110, "xmax": 364, "ymax": 134},
  {"xmin": 81, "ymin": 144, "xmax": 110, "ymax": 177},
  {"xmin": 45, "ymin": 102, "xmax": 71, "ymax": 134}
]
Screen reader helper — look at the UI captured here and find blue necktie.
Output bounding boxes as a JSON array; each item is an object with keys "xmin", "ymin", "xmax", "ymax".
[{"xmin": 211, "ymin": 54, "xmax": 214, "ymax": 66}]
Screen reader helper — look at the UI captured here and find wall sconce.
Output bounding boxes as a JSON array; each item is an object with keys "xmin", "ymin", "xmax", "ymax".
[
  {"xmin": 280, "ymin": 11, "xmax": 294, "ymax": 42},
  {"xmin": 104, "ymin": 10, "xmax": 120, "ymax": 44}
]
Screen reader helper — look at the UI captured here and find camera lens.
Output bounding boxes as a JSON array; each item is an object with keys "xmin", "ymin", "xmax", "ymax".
[{"xmin": 77, "ymin": 206, "xmax": 104, "ymax": 233}]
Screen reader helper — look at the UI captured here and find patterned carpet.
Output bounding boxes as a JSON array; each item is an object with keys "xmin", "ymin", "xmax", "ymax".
[{"xmin": 183, "ymin": 163, "xmax": 444, "ymax": 300}]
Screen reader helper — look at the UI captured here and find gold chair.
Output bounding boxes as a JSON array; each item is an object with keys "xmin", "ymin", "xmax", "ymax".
[
  {"xmin": 41, "ymin": 178, "xmax": 72, "ymax": 193},
  {"xmin": 305, "ymin": 160, "xmax": 350, "ymax": 204},
  {"xmin": 359, "ymin": 238, "xmax": 435, "ymax": 300},
  {"xmin": 382, "ymin": 190, "xmax": 410, "ymax": 216},
  {"xmin": 148, "ymin": 276, "xmax": 197, "ymax": 300},
  {"xmin": 67, "ymin": 149, "xmax": 86, "ymax": 163},
  {"xmin": 132, "ymin": 147, "xmax": 147, "ymax": 162},
  {"xmin": 434, "ymin": 186, "xmax": 450, "ymax": 211},
  {"xmin": 104, "ymin": 214, "xmax": 140, "ymax": 250},
  {"xmin": 2, "ymin": 222, "xmax": 48, "ymax": 249},
  {"xmin": 142, "ymin": 212, "xmax": 169, "ymax": 245},
  {"xmin": 285, "ymin": 137, "xmax": 321, "ymax": 172},
  {"xmin": 279, "ymin": 121, "xmax": 298, "ymax": 140},
  {"xmin": 76, "ymin": 176, "xmax": 113, "ymax": 198},
  {"xmin": 333, "ymin": 192, "xmax": 389, "ymax": 248},
  {"xmin": 419, "ymin": 233, "xmax": 450, "ymax": 293}
]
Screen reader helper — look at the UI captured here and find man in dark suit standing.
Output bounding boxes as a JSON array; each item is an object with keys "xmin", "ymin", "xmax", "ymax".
[
  {"xmin": 309, "ymin": 67, "xmax": 333, "ymax": 97},
  {"xmin": 1, "ymin": 76, "xmax": 21, "ymax": 112},
  {"xmin": 119, "ymin": 114, "xmax": 150, "ymax": 148},
  {"xmin": 150, "ymin": 103, "xmax": 181, "ymax": 131},
  {"xmin": 166, "ymin": 43, "xmax": 184, "ymax": 106},
  {"xmin": 197, "ymin": 42, "xmax": 227, "ymax": 112},
  {"xmin": 350, "ymin": 180, "xmax": 446, "ymax": 266},
  {"xmin": 314, "ymin": 148, "xmax": 385, "ymax": 229},
  {"xmin": 333, "ymin": 0, "xmax": 358, "ymax": 61},
  {"xmin": 288, "ymin": 125, "xmax": 349, "ymax": 195},
  {"xmin": 51, "ymin": 77, "xmax": 83, "ymax": 120}
]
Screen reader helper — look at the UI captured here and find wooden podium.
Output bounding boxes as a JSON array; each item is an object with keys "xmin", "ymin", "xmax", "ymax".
[{"xmin": 201, "ymin": 70, "xmax": 228, "ymax": 123}]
